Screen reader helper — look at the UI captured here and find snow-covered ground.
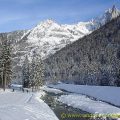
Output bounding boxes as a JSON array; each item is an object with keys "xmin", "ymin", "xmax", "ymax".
[
  {"xmin": 0, "ymin": 89, "xmax": 58, "ymax": 120},
  {"xmin": 58, "ymin": 94, "xmax": 120, "ymax": 114},
  {"xmin": 49, "ymin": 83, "xmax": 120, "ymax": 107},
  {"xmin": 41, "ymin": 86, "xmax": 63, "ymax": 94}
]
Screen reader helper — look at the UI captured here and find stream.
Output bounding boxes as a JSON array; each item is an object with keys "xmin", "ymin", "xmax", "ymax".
[{"xmin": 41, "ymin": 91, "xmax": 112, "ymax": 120}]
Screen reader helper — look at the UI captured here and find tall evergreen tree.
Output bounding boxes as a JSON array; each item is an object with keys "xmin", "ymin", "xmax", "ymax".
[
  {"xmin": 29, "ymin": 53, "xmax": 36, "ymax": 90},
  {"xmin": 0, "ymin": 34, "xmax": 12, "ymax": 91},
  {"xmin": 34, "ymin": 54, "xmax": 44, "ymax": 89},
  {"xmin": 29, "ymin": 51, "xmax": 44, "ymax": 91},
  {"xmin": 22, "ymin": 55, "xmax": 30, "ymax": 88}
]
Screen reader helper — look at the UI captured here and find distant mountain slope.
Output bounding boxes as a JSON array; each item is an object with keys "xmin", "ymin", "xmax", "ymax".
[{"xmin": 44, "ymin": 15, "xmax": 120, "ymax": 86}]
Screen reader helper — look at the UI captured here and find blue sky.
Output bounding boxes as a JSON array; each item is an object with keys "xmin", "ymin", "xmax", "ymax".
[{"xmin": 0, "ymin": 0, "xmax": 120, "ymax": 32}]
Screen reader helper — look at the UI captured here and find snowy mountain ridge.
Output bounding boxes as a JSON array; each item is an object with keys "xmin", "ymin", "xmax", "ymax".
[
  {"xmin": 20, "ymin": 5, "xmax": 120, "ymax": 59},
  {"xmin": 92, "ymin": 5, "xmax": 120, "ymax": 28}
]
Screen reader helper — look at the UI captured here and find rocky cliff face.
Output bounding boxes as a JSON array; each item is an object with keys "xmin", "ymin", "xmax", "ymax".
[{"xmin": 44, "ymin": 15, "xmax": 120, "ymax": 86}]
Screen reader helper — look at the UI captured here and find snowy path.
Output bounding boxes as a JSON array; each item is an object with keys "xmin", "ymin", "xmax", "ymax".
[{"xmin": 0, "ymin": 90, "xmax": 58, "ymax": 120}]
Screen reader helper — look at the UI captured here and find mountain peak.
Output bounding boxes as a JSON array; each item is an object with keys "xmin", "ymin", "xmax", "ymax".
[
  {"xmin": 111, "ymin": 5, "xmax": 117, "ymax": 12},
  {"xmin": 43, "ymin": 19, "xmax": 55, "ymax": 24},
  {"xmin": 33, "ymin": 19, "xmax": 59, "ymax": 31},
  {"xmin": 37, "ymin": 19, "xmax": 56, "ymax": 27},
  {"xmin": 93, "ymin": 5, "xmax": 120, "ymax": 28},
  {"xmin": 110, "ymin": 5, "xmax": 120, "ymax": 14},
  {"xmin": 106, "ymin": 5, "xmax": 120, "ymax": 21}
]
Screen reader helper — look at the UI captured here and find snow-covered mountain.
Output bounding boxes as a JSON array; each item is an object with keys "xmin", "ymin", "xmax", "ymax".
[
  {"xmin": 26, "ymin": 20, "xmax": 93, "ymax": 58},
  {"xmin": 6, "ymin": 5, "xmax": 120, "ymax": 83},
  {"xmin": 19, "ymin": 5, "xmax": 120, "ymax": 59},
  {"xmin": 93, "ymin": 5, "xmax": 120, "ymax": 29}
]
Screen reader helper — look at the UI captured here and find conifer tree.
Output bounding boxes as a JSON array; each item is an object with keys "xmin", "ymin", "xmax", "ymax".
[
  {"xmin": 29, "ymin": 51, "xmax": 44, "ymax": 91},
  {"xmin": 22, "ymin": 55, "xmax": 30, "ymax": 88},
  {"xmin": 0, "ymin": 34, "xmax": 12, "ymax": 91}
]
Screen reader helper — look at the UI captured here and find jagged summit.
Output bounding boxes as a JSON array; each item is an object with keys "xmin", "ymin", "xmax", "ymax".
[
  {"xmin": 105, "ymin": 5, "xmax": 120, "ymax": 21},
  {"xmin": 36, "ymin": 19, "xmax": 57, "ymax": 28},
  {"xmin": 111, "ymin": 5, "xmax": 117, "ymax": 11},
  {"xmin": 26, "ymin": 6, "xmax": 120, "ymax": 42},
  {"xmin": 42, "ymin": 19, "xmax": 55, "ymax": 23},
  {"xmin": 93, "ymin": 5, "xmax": 120, "ymax": 27},
  {"xmin": 108, "ymin": 5, "xmax": 120, "ymax": 14}
]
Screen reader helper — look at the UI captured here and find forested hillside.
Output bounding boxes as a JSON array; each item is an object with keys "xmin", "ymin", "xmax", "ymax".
[{"xmin": 44, "ymin": 15, "xmax": 120, "ymax": 86}]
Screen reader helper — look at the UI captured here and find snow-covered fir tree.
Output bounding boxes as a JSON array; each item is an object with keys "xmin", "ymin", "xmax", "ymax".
[
  {"xmin": 29, "ymin": 51, "xmax": 44, "ymax": 91},
  {"xmin": 29, "ymin": 53, "xmax": 36, "ymax": 90},
  {"xmin": 0, "ymin": 34, "xmax": 12, "ymax": 91},
  {"xmin": 22, "ymin": 55, "xmax": 30, "ymax": 88}
]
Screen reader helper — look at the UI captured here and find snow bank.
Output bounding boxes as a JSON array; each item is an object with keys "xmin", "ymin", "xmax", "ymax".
[
  {"xmin": 58, "ymin": 94, "xmax": 120, "ymax": 114},
  {"xmin": 41, "ymin": 86, "xmax": 63, "ymax": 94},
  {"xmin": 49, "ymin": 83, "xmax": 120, "ymax": 106}
]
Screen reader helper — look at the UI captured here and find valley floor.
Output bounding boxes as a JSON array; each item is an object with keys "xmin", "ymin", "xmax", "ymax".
[
  {"xmin": 0, "ymin": 89, "xmax": 58, "ymax": 120},
  {"xmin": 1, "ymin": 84, "xmax": 120, "ymax": 120}
]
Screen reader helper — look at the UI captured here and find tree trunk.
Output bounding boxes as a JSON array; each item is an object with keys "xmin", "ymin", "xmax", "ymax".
[
  {"xmin": 3, "ymin": 73, "xmax": 6, "ymax": 91},
  {"xmin": 1, "ymin": 71, "xmax": 3, "ymax": 88},
  {"xmin": 32, "ymin": 86, "xmax": 33, "ymax": 92}
]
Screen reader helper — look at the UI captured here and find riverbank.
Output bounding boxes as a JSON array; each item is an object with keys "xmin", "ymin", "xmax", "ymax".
[{"xmin": 49, "ymin": 83, "xmax": 120, "ymax": 107}]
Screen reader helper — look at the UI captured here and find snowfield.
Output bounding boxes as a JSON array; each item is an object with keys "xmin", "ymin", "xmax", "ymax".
[
  {"xmin": 0, "ymin": 90, "xmax": 58, "ymax": 120},
  {"xmin": 58, "ymin": 94, "xmax": 120, "ymax": 114},
  {"xmin": 49, "ymin": 83, "xmax": 120, "ymax": 107}
]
